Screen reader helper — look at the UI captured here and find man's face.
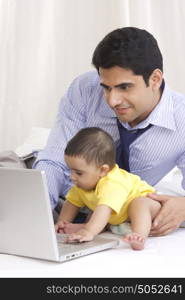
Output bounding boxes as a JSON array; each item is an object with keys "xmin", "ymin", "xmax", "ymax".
[{"xmin": 99, "ymin": 66, "xmax": 162, "ymax": 127}]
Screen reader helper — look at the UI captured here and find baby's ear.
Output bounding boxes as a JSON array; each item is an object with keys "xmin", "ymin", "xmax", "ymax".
[{"xmin": 99, "ymin": 164, "xmax": 110, "ymax": 177}]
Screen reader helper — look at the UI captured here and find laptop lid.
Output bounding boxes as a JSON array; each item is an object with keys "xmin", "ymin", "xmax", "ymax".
[
  {"xmin": 0, "ymin": 168, "xmax": 119, "ymax": 262},
  {"xmin": 0, "ymin": 168, "xmax": 59, "ymax": 261}
]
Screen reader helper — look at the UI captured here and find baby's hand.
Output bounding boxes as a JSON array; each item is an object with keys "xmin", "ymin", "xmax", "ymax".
[
  {"xmin": 55, "ymin": 220, "xmax": 70, "ymax": 233},
  {"xmin": 66, "ymin": 228, "xmax": 94, "ymax": 243}
]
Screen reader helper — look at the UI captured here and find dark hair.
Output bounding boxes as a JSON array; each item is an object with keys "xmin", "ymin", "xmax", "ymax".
[
  {"xmin": 65, "ymin": 127, "xmax": 115, "ymax": 169},
  {"xmin": 92, "ymin": 27, "xmax": 163, "ymax": 85}
]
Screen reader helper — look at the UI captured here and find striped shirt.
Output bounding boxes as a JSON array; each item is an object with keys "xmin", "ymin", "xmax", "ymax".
[{"xmin": 33, "ymin": 71, "xmax": 185, "ymax": 209}]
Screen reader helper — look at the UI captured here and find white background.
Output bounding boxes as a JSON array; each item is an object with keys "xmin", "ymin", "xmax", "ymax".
[{"xmin": 0, "ymin": 0, "xmax": 185, "ymax": 151}]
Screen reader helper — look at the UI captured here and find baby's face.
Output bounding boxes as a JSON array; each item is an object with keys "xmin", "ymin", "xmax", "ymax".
[{"xmin": 65, "ymin": 155, "xmax": 102, "ymax": 190}]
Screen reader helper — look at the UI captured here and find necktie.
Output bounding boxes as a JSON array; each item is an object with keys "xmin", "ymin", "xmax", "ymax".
[{"xmin": 116, "ymin": 119, "xmax": 153, "ymax": 171}]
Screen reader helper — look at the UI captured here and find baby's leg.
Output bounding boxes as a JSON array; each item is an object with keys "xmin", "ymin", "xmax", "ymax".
[
  {"xmin": 123, "ymin": 232, "xmax": 145, "ymax": 250},
  {"xmin": 123, "ymin": 197, "xmax": 161, "ymax": 250}
]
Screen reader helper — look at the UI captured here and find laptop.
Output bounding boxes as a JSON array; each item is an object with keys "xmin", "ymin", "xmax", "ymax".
[{"xmin": 0, "ymin": 168, "xmax": 119, "ymax": 262}]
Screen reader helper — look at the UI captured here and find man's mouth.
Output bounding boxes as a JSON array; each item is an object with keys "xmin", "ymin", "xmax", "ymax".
[{"xmin": 115, "ymin": 106, "xmax": 131, "ymax": 114}]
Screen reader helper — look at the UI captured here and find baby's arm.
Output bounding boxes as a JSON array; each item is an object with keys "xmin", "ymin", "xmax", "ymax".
[
  {"xmin": 55, "ymin": 200, "xmax": 80, "ymax": 233},
  {"xmin": 66, "ymin": 204, "xmax": 112, "ymax": 242}
]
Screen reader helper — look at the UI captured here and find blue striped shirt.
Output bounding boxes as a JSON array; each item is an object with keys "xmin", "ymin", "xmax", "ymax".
[{"xmin": 33, "ymin": 71, "xmax": 185, "ymax": 209}]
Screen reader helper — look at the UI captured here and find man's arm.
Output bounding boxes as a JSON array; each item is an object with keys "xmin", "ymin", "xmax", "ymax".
[
  {"xmin": 66, "ymin": 205, "xmax": 112, "ymax": 242},
  {"xmin": 33, "ymin": 75, "xmax": 89, "ymax": 209},
  {"xmin": 148, "ymin": 157, "xmax": 185, "ymax": 236}
]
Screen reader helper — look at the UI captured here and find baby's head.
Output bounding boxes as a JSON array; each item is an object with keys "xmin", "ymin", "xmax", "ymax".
[{"xmin": 64, "ymin": 127, "xmax": 115, "ymax": 190}]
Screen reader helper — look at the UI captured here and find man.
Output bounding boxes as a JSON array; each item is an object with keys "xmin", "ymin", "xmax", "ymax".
[{"xmin": 33, "ymin": 27, "xmax": 185, "ymax": 236}]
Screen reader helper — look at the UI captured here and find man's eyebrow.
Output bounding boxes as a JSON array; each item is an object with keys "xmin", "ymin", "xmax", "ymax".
[
  {"xmin": 100, "ymin": 83, "xmax": 110, "ymax": 89},
  {"xmin": 100, "ymin": 82, "xmax": 134, "ymax": 89},
  {"xmin": 115, "ymin": 82, "xmax": 134, "ymax": 88}
]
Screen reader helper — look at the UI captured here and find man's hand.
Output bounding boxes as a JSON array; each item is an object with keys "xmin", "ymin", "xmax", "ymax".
[
  {"xmin": 148, "ymin": 194, "xmax": 185, "ymax": 236},
  {"xmin": 66, "ymin": 228, "xmax": 94, "ymax": 243}
]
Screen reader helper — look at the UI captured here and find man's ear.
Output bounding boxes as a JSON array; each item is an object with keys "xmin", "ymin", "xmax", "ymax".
[
  {"xmin": 99, "ymin": 164, "xmax": 110, "ymax": 177},
  {"xmin": 149, "ymin": 69, "xmax": 163, "ymax": 90}
]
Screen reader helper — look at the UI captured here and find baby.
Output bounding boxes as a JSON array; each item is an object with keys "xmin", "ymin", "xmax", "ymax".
[{"xmin": 55, "ymin": 127, "xmax": 160, "ymax": 250}]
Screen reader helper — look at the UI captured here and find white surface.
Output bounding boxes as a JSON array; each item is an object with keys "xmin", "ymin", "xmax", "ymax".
[
  {"xmin": 0, "ymin": 230, "xmax": 185, "ymax": 278},
  {"xmin": 15, "ymin": 127, "xmax": 51, "ymax": 157}
]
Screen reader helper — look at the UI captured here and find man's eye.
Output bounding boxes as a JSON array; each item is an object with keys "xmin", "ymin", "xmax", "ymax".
[
  {"xmin": 119, "ymin": 86, "xmax": 128, "ymax": 90},
  {"xmin": 102, "ymin": 86, "xmax": 111, "ymax": 92},
  {"xmin": 76, "ymin": 172, "xmax": 82, "ymax": 176},
  {"xmin": 119, "ymin": 84, "xmax": 133, "ymax": 90}
]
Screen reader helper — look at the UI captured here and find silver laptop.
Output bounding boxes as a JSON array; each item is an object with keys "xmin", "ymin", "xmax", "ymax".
[{"xmin": 0, "ymin": 168, "xmax": 119, "ymax": 262}]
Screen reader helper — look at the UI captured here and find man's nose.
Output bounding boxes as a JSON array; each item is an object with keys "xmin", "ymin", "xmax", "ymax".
[{"xmin": 106, "ymin": 90, "xmax": 122, "ymax": 107}]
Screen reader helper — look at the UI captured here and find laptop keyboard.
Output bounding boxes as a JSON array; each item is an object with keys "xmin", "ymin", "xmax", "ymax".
[
  {"xmin": 56, "ymin": 233, "xmax": 108, "ymax": 252},
  {"xmin": 57, "ymin": 233, "xmax": 70, "ymax": 243},
  {"xmin": 57, "ymin": 234, "xmax": 87, "ymax": 251},
  {"xmin": 56, "ymin": 233, "xmax": 118, "ymax": 259}
]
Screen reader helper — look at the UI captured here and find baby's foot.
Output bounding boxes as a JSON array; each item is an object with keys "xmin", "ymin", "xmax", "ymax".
[
  {"xmin": 123, "ymin": 233, "xmax": 145, "ymax": 250},
  {"xmin": 63, "ymin": 223, "xmax": 84, "ymax": 234}
]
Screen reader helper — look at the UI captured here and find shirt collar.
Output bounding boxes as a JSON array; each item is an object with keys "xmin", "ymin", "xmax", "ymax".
[
  {"xmin": 120, "ymin": 82, "xmax": 176, "ymax": 131},
  {"xmin": 145, "ymin": 83, "xmax": 176, "ymax": 131}
]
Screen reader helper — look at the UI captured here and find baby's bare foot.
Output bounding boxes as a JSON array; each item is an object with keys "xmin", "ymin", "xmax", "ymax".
[
  {"xmin": 64, "ymin": 223, "xmax": 84, "ymax": 234},
  {"xmin": 123, "ymin": 233, "xmax": 145, "ymax": 250}
]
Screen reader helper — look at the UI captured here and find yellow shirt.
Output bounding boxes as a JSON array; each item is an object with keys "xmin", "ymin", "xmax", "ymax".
[{"xmin": 66, "ymin": 164, "xmax": 155, "ymax": 225}]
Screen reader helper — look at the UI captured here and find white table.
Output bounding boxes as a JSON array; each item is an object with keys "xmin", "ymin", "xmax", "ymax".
[{"xmin": 0, "ymin": 229, "xmax": 185, "ymax": 278}]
